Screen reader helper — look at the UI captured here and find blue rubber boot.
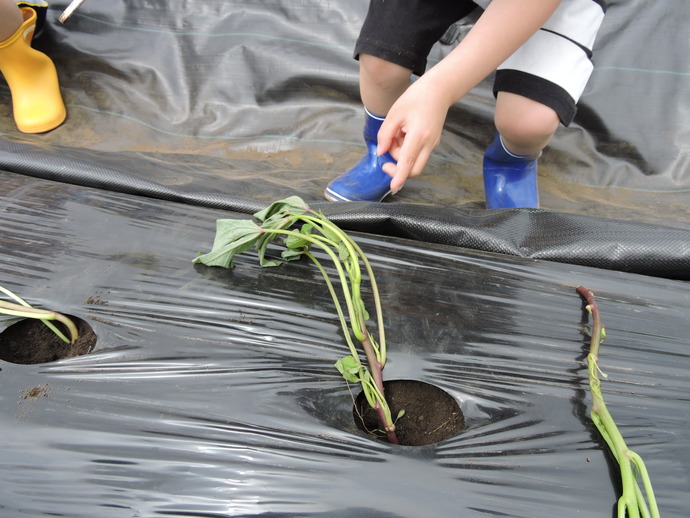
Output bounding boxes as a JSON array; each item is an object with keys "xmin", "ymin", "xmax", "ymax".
[
  {"xmin": 483, "ymin": 132, "xmax": 540, "ymax": 209},
  {"xmin": 325, "ymin": 108, "xmax": 396, "ymax": 202}
]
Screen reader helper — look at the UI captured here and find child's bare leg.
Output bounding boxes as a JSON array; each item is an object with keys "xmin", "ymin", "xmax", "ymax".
[
  {"xmin": 359, "ymin": 54, "xmax": 411, "ymax": 116},
  {"xmin": 494, "ymin": 91, "xmax": 559, "ymax": 156},
  {"xmin": 324, "ymin": 54, "xmax": 412, "ymax": 202},
  {"xmin": 483, "ymin": 92, "xmax": 559, "ymax": 209},
  {"xmin": 0, "ymin": 1, "xmax": 24, "ymax": 41}
]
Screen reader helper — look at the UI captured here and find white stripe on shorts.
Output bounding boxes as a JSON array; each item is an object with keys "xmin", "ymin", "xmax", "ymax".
[{"xmin": 478, "ymin": 0, "xmax": 606, "ymax": 102}]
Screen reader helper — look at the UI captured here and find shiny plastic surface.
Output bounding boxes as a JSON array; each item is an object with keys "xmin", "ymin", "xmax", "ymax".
[
  {"xmin": 1, "ymin": 173, "xmax": 688, "ymax": 517},
  {"xmin": 0, "ymin": 0, "xmax": 687, "ymax": 227}
]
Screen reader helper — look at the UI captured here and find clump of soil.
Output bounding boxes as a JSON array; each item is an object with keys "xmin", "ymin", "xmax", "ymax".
[
  {"xmin": 0, "ymin": 316, "xmax": 97, "ymax": 364},
  {"xmin": 354, "ymin": 379, "xmax": 465, "ymax": 446},
  {"xmin": 22, "ymin": 384, "xmax": 50, "ymax": 400}
]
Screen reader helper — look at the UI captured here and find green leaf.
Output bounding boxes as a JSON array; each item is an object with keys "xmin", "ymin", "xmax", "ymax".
[
  {"xmin": 257, "ymin": 213, "xmax": 300, "ymax": 266},
  {"xmin": 337, "ymin": 241, "xmax": 350, "ymax": 262},
  {"xmin": 193, "ymin": 219, "xmax": 262, "ymax": 268},
  {"xmin": 281, "ymin": 248, "xmax": 306, "ymax": 262},
  {"xmin": 285, "ymin": 224, "xmax": 313, "ymax": 249},
  {"xmin": 334, "ymin": 355, "xmax": 362, "ymax": 383},
  {"xmin": 317, "ymin": 216, "xmax": 344, "ymax": 243},
  {"xmin": 256, "ymin": 231, "xmax": 284, "ymax": 267},
  {"xmin": 357, "ymin": 299, "xmax": 370, "ymax": 322},
  {"xmin": 254, "ymin": 196, "xmax": 310, "ymax": 222},
  {"xmin": 261, "ymin": 214, "xmax": 293, "ymax": 232}
]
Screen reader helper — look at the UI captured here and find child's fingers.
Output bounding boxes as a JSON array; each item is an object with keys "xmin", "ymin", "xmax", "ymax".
[
  {"xmin": 376, "ymin": 117, "xmax": 396, "ymax": 156},
  {"xmin": 389, "ymin": 134, "xmax": 429, "ymax": 192}
]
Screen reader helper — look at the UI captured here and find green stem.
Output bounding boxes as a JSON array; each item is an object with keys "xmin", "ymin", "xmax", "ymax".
[
  {"xmin": 305, "ymin": 251, "xmax": 361, "ymax": 364},
  {"xmin": 576, "ymin": 286, "xmax": 659, "ymax": 518},
  {"xmin": 260, "ymin": 224, "xmax": 397, "ymax": 442},
  {"xmin": 337, "ymin": 230, "xmax": 386, "ymax": 366},
  {"xmin": 0, "ymin": 295, "xmax": 78, "ymax": 344},
  {"xmin": 299, "ymin": 212, "xmax": 386, "ymax": 366},
  {"xmin": 296, "ymin": 214, "xmax": 369, "ymax": 342},
  {"xmin": 261, "ymin": 227, "xmax": 362, "ymax": 345},
  {"xmin": 360, "ymin": 372, "xmax": 398, "ymax": 444},
  {"xmin": 280, "ymin": 219, "xmax": 386, "ymax": 376}
]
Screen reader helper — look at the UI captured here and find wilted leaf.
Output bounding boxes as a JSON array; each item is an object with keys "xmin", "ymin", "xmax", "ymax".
[
  {"xmin": 256, "ymin": 231, "xmax": 284, "ymax": 267},
  {"xmin": 254, "ymin": 196, "xmax": 310, "ymax": 222},
  {"xmin": 193, "ymin": 219, "xmax": 262, "ymax": 268},
  {"xmin": 285, "ymin": 224, "xmax": 314, "ymax": 249},
  {"xmin": 318, "ymin": 218, "xmax": 343, "ymax": 243},
  {"xmin": 338, "ymin": 242, "xmax": 350, "ymax": 262},
  {"xmin": 282, "ymin": 248, "xmax": 307, "ymax": 262}
]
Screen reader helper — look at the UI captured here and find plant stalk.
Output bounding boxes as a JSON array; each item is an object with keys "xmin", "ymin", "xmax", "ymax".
[
  {"xmin": 0, "ymin": 296, "xmax": 78, "ymax": 344},
  {"xmin": 193, "ymin": 198, "xmax": 399, "ymax": 443},
  {"xmin": 576, "ymin": 286, "xmax": 659, "ymax": 518},
  {"xmin": 262, "ymin": 225, "xmax": 398, "ymax": 443},
  {"xmin": 358, "ymin": 313, "xmax": 397, "ymax": 444}
]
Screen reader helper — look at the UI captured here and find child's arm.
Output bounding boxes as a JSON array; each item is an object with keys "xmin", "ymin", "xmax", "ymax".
[{"xmin": 377, "ymin": 0, "xmax": 562, "ymax": 193}]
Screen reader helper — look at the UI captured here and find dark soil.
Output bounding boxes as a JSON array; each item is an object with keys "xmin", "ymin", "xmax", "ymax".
[
  {"xmin": 354, "ymin": 379, "xmax": 465, "ymax": 446},
  {"xmin": 0, "ymin": 316, "xmax": 97, "ymax": 364}
]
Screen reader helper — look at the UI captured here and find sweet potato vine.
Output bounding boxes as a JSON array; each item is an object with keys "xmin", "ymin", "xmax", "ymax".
[
  {"xmin": 194, "ymin": 196, "xmax": 400, "ymax": 443},
  {"xmin": 0, "ymin": 285, "xmax": 78, "ymax": 344},
  {"xmin": 577, "ymin": 286, "xmax": 659, "ymax": 518}
]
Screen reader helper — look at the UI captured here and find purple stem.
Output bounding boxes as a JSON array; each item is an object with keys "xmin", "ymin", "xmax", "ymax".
[{"xmin": 360, "ymin": 318, "xmax": 399, "ymax": 444}]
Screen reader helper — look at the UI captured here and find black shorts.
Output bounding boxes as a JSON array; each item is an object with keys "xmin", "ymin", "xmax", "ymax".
[
  {"xmin": 354, "ymin": 0, "xmax": 606, "ymax": 125},
  {"xmin": 355, "ymin": 0, "xmax": 477, "ymax": 77}
]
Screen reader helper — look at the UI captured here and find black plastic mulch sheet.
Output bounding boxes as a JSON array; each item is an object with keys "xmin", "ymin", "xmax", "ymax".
[
  {"xmin": 0, "ymin": 0, "xmax": 688, "ymax": 229},
  {"xmin": 1, "ymin": 0, "xmax": 689, "ymax": 279},
  {"xmin": 1, "ymin": 172, "xmax": 689, "ymax": 517},
  {"xmin": 2, "ymin": 138, "xmax": 689, "ymax": 281},
  {"xmin": 1, "ymin": 1, "xmax": 689, "ymax": 516}
]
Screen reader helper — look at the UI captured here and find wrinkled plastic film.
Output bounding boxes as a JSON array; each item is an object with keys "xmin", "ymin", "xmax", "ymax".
[
  {"xmin": 1, "ymin": 174, "xmax": 688, "ymax": 517},
  {"xmin": 0, "ymin": 0, "xmax": 687, "ymax": 230},
  {"xmin": 0, "ymin": 0, "xmax": 688, "ymax": 515}
]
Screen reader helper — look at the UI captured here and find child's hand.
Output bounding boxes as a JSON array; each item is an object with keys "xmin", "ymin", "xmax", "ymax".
[
  {"xmin": 376, "ymin": 78, "xmax": 451, "ymax": 193},
  {"xmin": 374, "ymin": 0, "xmax": 562, "ymax": 194}
]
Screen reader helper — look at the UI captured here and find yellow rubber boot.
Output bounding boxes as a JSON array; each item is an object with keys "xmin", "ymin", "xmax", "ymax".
[{"xmin": 0, "ymin": 7, "xmax": 66, "ymax": 133}]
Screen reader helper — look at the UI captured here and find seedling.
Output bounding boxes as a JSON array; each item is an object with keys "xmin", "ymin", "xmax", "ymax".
[
  {"xmin": 194, "ymin": 196, "xmax": 400, "ymax": 443},
  {"xmin": 577, "ymin": 286, "xmax": 659, "ymax": 518},
  {"xmin": 0, "ymin": 284, "xmax": 78, "ymax": 344}
]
